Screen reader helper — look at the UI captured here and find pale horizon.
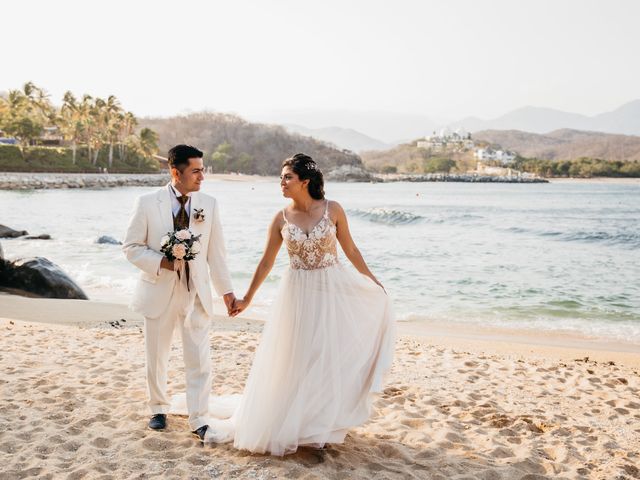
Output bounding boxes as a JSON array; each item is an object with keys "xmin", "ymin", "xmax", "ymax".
[{"xmin": 2, "ymin": 0, "xmax": 639, "ymax": 126}]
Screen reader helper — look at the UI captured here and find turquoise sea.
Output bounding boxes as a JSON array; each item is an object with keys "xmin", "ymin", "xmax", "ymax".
[{"xmin": 1, "ymin": 179, "xmax": 639, "ymax": 342}]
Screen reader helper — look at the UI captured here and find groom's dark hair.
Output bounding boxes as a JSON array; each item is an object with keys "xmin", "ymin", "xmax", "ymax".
[{"xmin": 168, "ymin": 144, "xmax": 203, "ymax": 171}]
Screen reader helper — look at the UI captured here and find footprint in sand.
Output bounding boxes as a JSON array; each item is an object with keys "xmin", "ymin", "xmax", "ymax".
[
  {"xmin": 90, "ymin": 437, "xmax": 112, "ymax": 448},
  {"xmin": 401, "ymin": 418, "xmax": 425, "ymax": 428},
  {"xmin": 490, "ymin": 446, "xmax": 515, "ymax": 458},
  {"xmin": 142, "ymin": 436, "xmax": 175, "ymax": 452},
  {"xmin": 61, "ymin": 440, "xmax": 82, "ymax": 452}
]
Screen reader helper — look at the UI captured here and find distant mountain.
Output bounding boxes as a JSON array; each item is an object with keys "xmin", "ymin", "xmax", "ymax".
[
  {"xmin": 282, "ymin": 124, "xmax": 390, "ymax": 152},
  {"xmin": 448, "ymin": 100, "xmax": 640, "ymax": 136},
  {"xmin": 249, "ymin": 109, "xmax": 439, "ymax": 144},
  {"xmin": 139, "ymin": 112, "xmax": 362, "ymax": 175},
  {"xmin": 593, "ymin": 100, "xmax": 640, "ymax": 135},
  {"xmin": 474, "ymin": 128, "xmax": 640, "ymax": 161}
]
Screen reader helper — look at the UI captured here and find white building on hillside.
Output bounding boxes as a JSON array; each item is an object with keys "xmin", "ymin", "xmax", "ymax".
[
  {"xmin": 417, "ymin": 127, "xmax": 474, "ymax": 151},
  {"xmin": 474, "ymin": 148, "xmax": 516, "ymax": 164}
]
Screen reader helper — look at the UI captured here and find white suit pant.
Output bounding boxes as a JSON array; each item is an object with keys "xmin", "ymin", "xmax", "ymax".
[{"xmin": 144, "ymin": 292, "xmax": 211, "ymax": 431}]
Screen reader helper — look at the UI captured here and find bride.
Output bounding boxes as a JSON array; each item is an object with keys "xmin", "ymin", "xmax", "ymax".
[{"xmin": 198, "ymin": 153, "xmax": 394, "ymax": 455}]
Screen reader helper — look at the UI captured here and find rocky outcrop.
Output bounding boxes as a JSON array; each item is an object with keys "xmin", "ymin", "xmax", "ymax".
[
  {"xmin": 0, "ymin": 257, "xmax": 88, "ymax": 299},
  {"xmin": 0, "ymin": 225, "xmax": 28, "ymax": 238},
  {"xmin": 1, "ymin": 225, "xmax": 53, "ymax": 239},
  {"xmin": 24, "ymin": 234, "xmax": 52, "ymax": 240},
  {"xmin": 0, "ymin": 173, "xmax": 169, "ymax": 190},
  {"xmin": 376, "ymin": 173, "xmax": 548, "ymax": 183},
  {"xmin": 326, "ymin": 165, "xmax": 378, "ymax": 182},
  {"xmin": 96, "ymin": 235, "xmax": 122, "ymax": 245}
]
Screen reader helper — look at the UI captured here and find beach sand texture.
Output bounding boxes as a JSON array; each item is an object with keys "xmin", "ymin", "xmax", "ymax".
[{"xmin": 0, "ymin": 298, "xmax": 639, "ymax": 479}]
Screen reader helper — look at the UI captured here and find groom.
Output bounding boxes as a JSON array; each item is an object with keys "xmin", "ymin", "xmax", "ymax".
[{"xmin": 123, "ymin": 144, "xmax": 236, "ymax": 441}]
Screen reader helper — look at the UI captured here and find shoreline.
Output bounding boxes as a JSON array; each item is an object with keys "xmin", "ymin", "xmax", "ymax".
[
  {"xmin": 2, "ymin": 171, "xmax": 638, "ymax": 189},
  {"xmin": 548, "ymin": 177, "xmax": 640, "ymax": 184},
  {"xmin": 0, "ymin": 172, "xmax": 170, "ymax": 190},
  {"xmin": 2, "ymin": 294, "xmax": 638, "ymax": 367}
]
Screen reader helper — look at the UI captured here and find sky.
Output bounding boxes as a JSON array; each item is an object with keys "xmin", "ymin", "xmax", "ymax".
[{"xmin": 2, "ymin": 0, "xmax": 639, "ymax": 125}]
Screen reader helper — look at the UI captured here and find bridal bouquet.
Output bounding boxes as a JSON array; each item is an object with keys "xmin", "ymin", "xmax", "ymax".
[
  {"xmin": 160, "ymin": 229, "xmax": 202, "ymax": 288},
  {"xmin": 160, "ymin": 228, "xmax": 202, "ymax": 261}
]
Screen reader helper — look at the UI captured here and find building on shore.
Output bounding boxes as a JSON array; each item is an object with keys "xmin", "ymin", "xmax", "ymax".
[
  {"xmin": 474, "ymin": 148, "xmax": 516, "ymax": 164},
  {"xmin": 37, "ymin": 126, "xmax": 63, "ymax": 146},
  {"xmin": 153, "ymin": 154, "xmax": 169, "ymax": 171},
  {"xmin": 417, "ymin": 128, "xmax": 474, "ymax": 152},
  {"xmin": 0, "ymin": 129, "xmax": 18, "ymax": 145},
  {"xmin": 0, "ymin": 127, "xmax": 63, "ymax": 146}
]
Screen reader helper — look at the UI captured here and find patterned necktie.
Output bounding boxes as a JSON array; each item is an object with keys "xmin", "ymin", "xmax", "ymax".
[
  {"xmin": 174, "ymin": 195, "xmax": 190, "ymax": 230},
  {"xmin": 172, "ymin": 193, "xmax": 191, "ymax": 290}
]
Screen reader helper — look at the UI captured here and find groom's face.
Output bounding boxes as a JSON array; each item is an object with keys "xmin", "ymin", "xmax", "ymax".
[{"xmin": 172, "ymin": 157, "xmax": 205, "ymax": 193}]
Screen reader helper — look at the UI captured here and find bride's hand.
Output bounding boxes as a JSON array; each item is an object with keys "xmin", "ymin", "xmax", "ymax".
[{"xmin": 230, "ymin": 297, "xmax": 250, "ymax": 317}]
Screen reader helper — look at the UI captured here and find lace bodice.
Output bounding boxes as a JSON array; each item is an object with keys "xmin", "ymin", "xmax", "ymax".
[{"xmin": 281, "ymin": 201, "xmax": 339, "ymax": 270}]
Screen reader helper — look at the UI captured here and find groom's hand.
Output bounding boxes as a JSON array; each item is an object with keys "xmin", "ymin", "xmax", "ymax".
[
  {"xmin": 160, "ymin": 258, "xmax": 174, "ymax": 270},
  {"xmin": 223, "ymin": 292, "xmax": 237, "ymax": 316}
]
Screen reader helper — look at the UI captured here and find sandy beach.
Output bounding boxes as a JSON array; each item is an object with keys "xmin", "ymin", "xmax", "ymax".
[{"xmin": 1, "ymin": 294, "xmax": 638, "ymax": 479}]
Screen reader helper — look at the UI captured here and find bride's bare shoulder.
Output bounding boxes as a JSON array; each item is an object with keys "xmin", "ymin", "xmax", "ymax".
[
  {"xmin": 326, "ymin": 199, "xmax": 345, "ymax": 214},
  {"xmin": 270, "ymin": 208, "xmax": 287, "ymax": 231},
  {"xmin": 326, "ymin": 199, "xmax": 345, "ymax": 224}
]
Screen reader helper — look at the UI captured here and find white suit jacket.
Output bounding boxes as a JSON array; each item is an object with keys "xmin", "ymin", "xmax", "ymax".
[{"xmin": 122, "ymin": 184, "xmax": 233, "ymax": 319}]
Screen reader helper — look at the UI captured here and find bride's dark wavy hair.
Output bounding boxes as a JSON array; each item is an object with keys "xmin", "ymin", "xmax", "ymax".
[{"xmin": 282, "ymin": 153, "xmax": 325, "ymax": 200}]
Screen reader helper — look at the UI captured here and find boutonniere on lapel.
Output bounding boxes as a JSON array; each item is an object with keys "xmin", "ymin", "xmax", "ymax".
[{"xmin": 193, "ymin": 208, "xmax": 205, "ymax": 223}]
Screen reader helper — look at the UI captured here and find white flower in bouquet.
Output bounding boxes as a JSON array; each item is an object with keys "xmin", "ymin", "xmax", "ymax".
[
  {"xmin": 175, "ymin": 229, "xmax": 192, "ymax": 241},
  {"xmin": 160, "ymin": 228, "xmax": 202, "ymax": 262},
  {"xmin": 172, "ymin": 243, "xmax": 187, "ymax": 260}
]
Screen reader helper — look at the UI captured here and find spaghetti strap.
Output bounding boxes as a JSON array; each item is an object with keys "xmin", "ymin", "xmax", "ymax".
[
  {"xmin": 323, "ymin": 200, "xmax": 329, "ymax": 218},
  {"xmin": 282, "ymin": 208, "xmax": 288, "ymax": 223}
]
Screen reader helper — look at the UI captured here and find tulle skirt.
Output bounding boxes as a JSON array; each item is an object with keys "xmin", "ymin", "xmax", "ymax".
[{"xmin": 174, "ymin": 263, "xmax": 395, "ymax": 456}]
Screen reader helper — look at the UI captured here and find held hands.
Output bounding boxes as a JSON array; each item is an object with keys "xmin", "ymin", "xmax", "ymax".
[
  {"xmin": 229, "ymin": 297, "xmax": 250, "ymax": 317},
  {"xmin": 223, "ymin": 293, "xmax": 238, "ymax": 316},
  {"xmin": 223, "ymin": 293, "xmax": 250, "ymax": 317}
]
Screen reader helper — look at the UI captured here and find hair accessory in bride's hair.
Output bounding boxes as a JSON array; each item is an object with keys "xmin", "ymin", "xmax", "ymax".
[{"xmin": 306, "ymin": 162, "xmax": 318, "ymax": 171}]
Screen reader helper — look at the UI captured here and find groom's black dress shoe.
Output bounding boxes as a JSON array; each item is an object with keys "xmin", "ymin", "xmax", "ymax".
[
  {"xmin": 192, "ymin": 425, "xmax": 208, "ymax": 443},
  {"xmin": 148, "ymin": 414, "xmax": 167, "ymax": 430}
]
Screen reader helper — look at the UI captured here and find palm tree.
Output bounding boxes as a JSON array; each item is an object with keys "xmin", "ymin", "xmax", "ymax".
[
  {"xmin": 78, "ymin": 95, "xmax": 94, "ymax": 162},
  {"xmin": 0, "ymin": 95, "xmax": 8, "ymax": 128},
  {"xmin": 104, "ymin": 95, "xmax": 122, "ymax": 168},
  {"xmin": 137, "ymin": 128, "xmax": 159, "ymax": 167},
  {"xmin": 23, "ymin": 82, "xmax": 54, "ymax": 125},
  {"xmin": 120, "ymin": 111, "xmax": 137, "ymax": 161},
  {"xmin": 59, "ymin": 91, "xmax": 84, "ymax": 164},
  {"xmin": 3, "ymin": 88, "xmax": 42, "ymax": 147},
  {"xmin": 89, "ymin": 97, "xmax": 106, "ymax": 165}
]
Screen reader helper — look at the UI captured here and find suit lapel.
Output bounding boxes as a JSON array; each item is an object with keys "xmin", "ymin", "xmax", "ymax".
[{"xmin": 157, "ymin": 184, "xmax": 174, "ymax": 234}]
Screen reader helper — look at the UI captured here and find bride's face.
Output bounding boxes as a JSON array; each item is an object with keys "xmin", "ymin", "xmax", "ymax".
[{"xmin": 280, "ymin": 166, "xmax": 308, "ymax": 198}]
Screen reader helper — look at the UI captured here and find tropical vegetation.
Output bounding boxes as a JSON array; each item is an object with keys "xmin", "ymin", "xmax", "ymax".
[
  {"xmin": 0, "ymin": 82, "xmax": 159, "ymax": 172},
  {"xmin": 511, "ymin": 156, "xmax": 640, "ymax": 178}
]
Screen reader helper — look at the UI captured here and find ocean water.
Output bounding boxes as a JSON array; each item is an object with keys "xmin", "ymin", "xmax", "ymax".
[{"xmin": 1, "ymin": 179, "xmax": 639, "ymax": 342}]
